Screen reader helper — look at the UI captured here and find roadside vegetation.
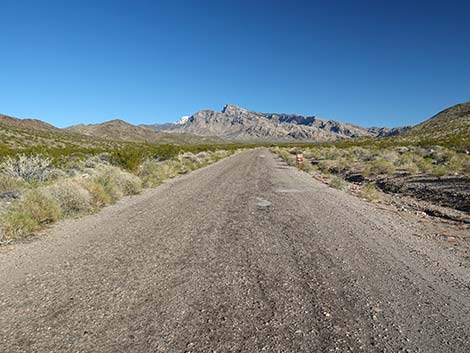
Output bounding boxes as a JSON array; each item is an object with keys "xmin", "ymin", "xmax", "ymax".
[
  {"xmin": 0, "ymin": 146, "xmax": 239, "ymax": 243},
  {"xmin": 272, "ymin": 143, "xmax": 470, "ymax": 212}
]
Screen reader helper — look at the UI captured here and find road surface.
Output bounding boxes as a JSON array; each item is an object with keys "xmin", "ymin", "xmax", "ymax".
[{"xmin": 1, "ymin": 149, "xmax": 469, "ymax": 352}]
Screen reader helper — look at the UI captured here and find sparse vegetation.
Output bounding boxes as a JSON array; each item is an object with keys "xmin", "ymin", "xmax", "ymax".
[
  {"xmin": 272, "ymin": 142, "xmax": 470, "ymax": 211},
  {"xmin": 0, "ymin": 147, "xmax": 237, "ymax": 242}
]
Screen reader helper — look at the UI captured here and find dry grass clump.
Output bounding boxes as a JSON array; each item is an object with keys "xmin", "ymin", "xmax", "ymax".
[
  {"xmin": 329, "ymin": 176, "xmax": 347, "ymax": 191},
  {"xmin": 208, "ymin": 150, "xmax": 232, "ymax": 162},
  {"xmin": 359, "ymin": 183, "xmax": 380, "ymax": 201},
  {"xmin": 2, "ymin": 189, "xmax": 62, "ymax": 239},
  {"xmin": 84, "ymin": 166, "xmax": 142, "ymax": 205},
  {"xmin": 139, "ymin": 159, "xmax": 180, "ymax": 187},
  {"xmin": 0, "ymin": 175, "xmax": 27, "ymax": 195}
]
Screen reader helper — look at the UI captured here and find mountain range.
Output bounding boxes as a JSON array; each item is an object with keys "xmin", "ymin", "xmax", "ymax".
[
  {"xmin": 1, "ymin": 102, "xmax": 468, "ymax": 147},
  {"xmin": 142, "ymin": 104, "xmax": 410, "ymax": 142}
]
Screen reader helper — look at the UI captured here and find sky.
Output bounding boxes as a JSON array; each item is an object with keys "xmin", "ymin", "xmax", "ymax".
[{"xmin": 0, "ymin": 0, "xmax": 469, "ymax": 128}]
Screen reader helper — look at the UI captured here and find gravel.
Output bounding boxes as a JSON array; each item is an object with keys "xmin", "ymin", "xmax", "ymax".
[{"xmin": 0, "ymin": 149, "xmax": 469, "ymax": 352}]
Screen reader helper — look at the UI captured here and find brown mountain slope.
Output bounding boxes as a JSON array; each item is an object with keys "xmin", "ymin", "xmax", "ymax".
[
  {"xmin": 410, "ymin": 102, "xmax": 470, "ymax": 136},
  {"xmin": 65, "ymin": 119, "xmax": 223, "ymax": 145},
  {"xmin": 0, "ymin": 114, "xmax": 60, "ymax": 132},
  {"xmin": 399, "ymin": 102, "xmax": 470, "ymax": 149}
]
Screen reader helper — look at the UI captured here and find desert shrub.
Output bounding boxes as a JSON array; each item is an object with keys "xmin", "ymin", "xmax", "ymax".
[
  {"xmin": 0, "ymin": 175, "xmax": 26, "ymax": 195},
  {"xmin": 110, "ymin": 148, "xmax": 145, "ymax": 172},
  {"xmin": 349, "ymin": 162, "xmax": 370, "ymax": 177},
  {"xmin": 0, "ymin": 154, "xmax": 52, "ymax": 182},
  {"xmin": 379, "ymin": 150, "xmax": 399, "ymax": 164},
  {"xmin": 93, "ymin": 171, "xmax": 123, "ymax": 202},
  {"xmin": 179, "ymin": 152, "xmax": 204, "ymax": 164},
  {"xmin": 329, "ymin": 176, "xmax": 347, "ymax": 190},
  {"xmin": 112, "ymin": 169, "xmax": 142, "ymax": 195},
  {"xmin": 462, "ymin": 156, "xmax": 470, "ymax": 173},
  {"xmin": 278, "ymin": 149, "xmax": 296, "ymax": 165},
  {"xmin": 318, "ymin": 160, "xmax": 334, "ymax": 173},
  {"xmin": 429, "ymin": 147, "xmax": 454, "ymax": 165},
  {"xmin": 369, "ymin": 159, "xmax": 396, "ymax": 175},
  {"xmin": 402, "ymin": 162, "xmax": 419, "ymax": 174},
  {"xmin": 352, "ymin": 146, "xmax": 375, "ymax": 161},
  {"xmin": 1, "ymin": 189, "xmax": 62, "ymax": 239},
  {"xmin": 139, "ymin": 159, "xmax": 180, "ymax": 187},
  {"xmin": 360, "ymin": 183, "xmax": 380, "ymax": 201},
  {"xmin": 317, "ymin": 158, "xmax": 352, "ymax": 175},
  {"xmin": 177, "ymin": 152, "xmax": 206, "ymax": 172},
  {"xmin": 91, "ymin": 166, "xmax": 142, "ymax": 201},
  {"xmin": 302, "ymin": 148, "xmax": 322, "ymax": 160},
  {"xmin": 44, "ymin": 181, "xmax": 92, "ymax": 217},
  {"xmin": 396, "ymin": 154, "xmax": 420, "ymax": 174},
  {"xmin": 209, "ymin": 150, "xmax": 231, "ymax": 162},
  {"xmin": 432, "ymin": 165, "xmax": 449, "ymax": 177},
  {"xmin": 447, "ymin": 155, "xmax": 464, "ymax": 172},
  {"xmin": 300, "ymin": 161, "xmax": 316, "ymax": 173},
  {"xmin": 416, "ymin": 158, "xmax": 434, "ymax": 173},
  {"xmin": 79, "ymin": 178, "xmax": 112, "ymax": 209},
  {"xmin": 323, "ymin": 147, "xmax": 343, "ymax": 160}
]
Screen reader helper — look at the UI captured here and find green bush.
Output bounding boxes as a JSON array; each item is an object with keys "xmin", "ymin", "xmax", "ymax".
[{"xmin": 110, "ymin": 148, "xmax": 145, "ymax": 172}]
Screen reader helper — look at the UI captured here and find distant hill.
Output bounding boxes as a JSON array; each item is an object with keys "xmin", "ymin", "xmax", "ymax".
[
  {"xmin": 140, "ymin": 122, "xmax": 177, "ymax": 131},
  {"xmin": 0, "ymin": 114, "xmax": 60, "ymax": 132},
  {"xmin": 399, "ymin": 102, "xmax": 470, "ymax": 149},
  {"xmin": 0, "ymin": 115, "xmax": 121, "ymax": 151},
  {"xmin": 148, "ymin": 104, "xmax": 406, "ymax": 142},
  {"xmin": 65, "ymin": 119, "xmax": 223, "ymax": 145},
  {"xmin": 408, "ymin": 102, "xmax": 470, "ymax": 137},
  {"xmin": 0, "ymin": 114, "xmax": 223, "ymax": 151}
]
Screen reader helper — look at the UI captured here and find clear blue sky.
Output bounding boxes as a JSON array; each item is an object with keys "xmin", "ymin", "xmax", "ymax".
[{"xmin": 0, "ymin": 0, "xmax": 469, "ymax": 128}]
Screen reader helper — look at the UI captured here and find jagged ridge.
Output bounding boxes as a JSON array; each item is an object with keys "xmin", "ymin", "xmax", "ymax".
[{"xmin": 154, "ymin": 104, "xmax": 407, "ymax": 142}]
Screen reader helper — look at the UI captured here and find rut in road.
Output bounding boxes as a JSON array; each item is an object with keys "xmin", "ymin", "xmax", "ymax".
[{"xmin": 0, "ymin": 149, "xmax": 469, "ymax": 352}]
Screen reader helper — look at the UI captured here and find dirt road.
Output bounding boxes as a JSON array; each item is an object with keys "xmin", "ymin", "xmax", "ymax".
[{"xmin": 1, "ymin": 149, "xmax": 469, "ymax": 352}]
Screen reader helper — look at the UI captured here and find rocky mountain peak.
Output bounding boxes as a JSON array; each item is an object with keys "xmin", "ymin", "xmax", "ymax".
[
  {"xmin": 143, "ymin": 104, "xmax": 410, "ymax": 142},
  {"xmin": 222, "ymin": 104, "xmax": 248, "ymax": 115}
]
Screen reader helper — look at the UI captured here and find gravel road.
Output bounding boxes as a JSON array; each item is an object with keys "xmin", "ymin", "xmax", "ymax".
[{"xmin": 1, "ymin": 149, "xmax": 469, "ymax": 352}]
